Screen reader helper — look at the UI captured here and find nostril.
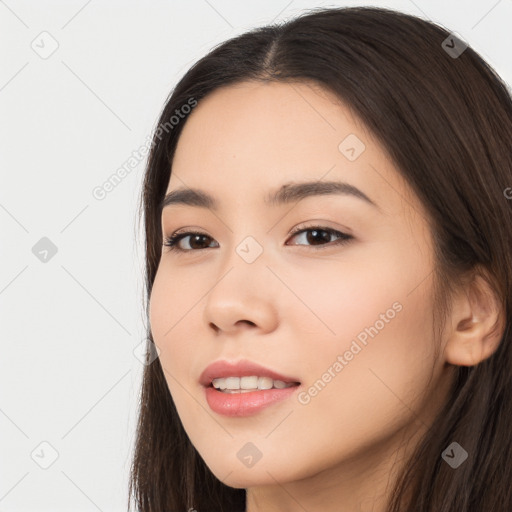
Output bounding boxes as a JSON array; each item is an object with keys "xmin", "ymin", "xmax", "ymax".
[{"xmin": 235, "ymin": 320, "xmax": 256, "ymax": 327}]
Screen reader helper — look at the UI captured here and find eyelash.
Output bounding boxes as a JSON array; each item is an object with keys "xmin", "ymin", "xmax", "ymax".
[{"xmin": 162, "ymin": 224, "xmax": 353, "ymax": 254}]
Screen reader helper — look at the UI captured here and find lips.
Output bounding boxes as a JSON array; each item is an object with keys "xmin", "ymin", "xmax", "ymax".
[{"xmin": 199, "ymin": 359, "xmax": 301, "ymax": 387}]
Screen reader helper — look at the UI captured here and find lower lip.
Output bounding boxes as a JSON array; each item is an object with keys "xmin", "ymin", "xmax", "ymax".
[{"xmin": 204, "ymin": 384, "xmax": 300, "ymax": 417}]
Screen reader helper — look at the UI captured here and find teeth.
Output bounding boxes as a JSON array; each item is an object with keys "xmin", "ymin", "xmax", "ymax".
[{"xmin": 211, "ymin": 376, "xmax": 296, "ymax": 392}]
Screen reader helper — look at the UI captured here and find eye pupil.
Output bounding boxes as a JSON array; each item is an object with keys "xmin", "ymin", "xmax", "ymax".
[
  {"xmin": 190, "ymin": 234, "xmax": 209, "ymax": 249},
  {"xmin": 307, "ymin": 229, "xmax": 331, "ymax": 245}
]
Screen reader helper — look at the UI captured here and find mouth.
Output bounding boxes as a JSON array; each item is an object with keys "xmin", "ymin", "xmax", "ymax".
[
  {"xmin": 203, "ymin": 372, "xmax": 302, "ymax": 417},
  {"xmin": 200, "ymin": 359, "xmax": 300, "ymax": 386},
  {"xmin": 207, "ymin": 376, "xmax": 301, "ymax": 393},
  {"xmin": 199, "ymin": 359, "xmax": 301, "ymax": 394}
]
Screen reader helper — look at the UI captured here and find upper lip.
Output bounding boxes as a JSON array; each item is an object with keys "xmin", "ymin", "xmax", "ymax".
[{"xmin": 199, "ymin": 359, "xmax": 301, "ymax": 387}]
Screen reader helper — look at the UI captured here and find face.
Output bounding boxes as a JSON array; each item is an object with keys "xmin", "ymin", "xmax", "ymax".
[{"xmin": 149, "ymin": 80, "xmax": 453, "ymax": 496}]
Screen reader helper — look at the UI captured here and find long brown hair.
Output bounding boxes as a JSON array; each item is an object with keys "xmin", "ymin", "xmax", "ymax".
[{"xmin": 129, "ymin": 6, "xmax": 512, "ymax": 511}]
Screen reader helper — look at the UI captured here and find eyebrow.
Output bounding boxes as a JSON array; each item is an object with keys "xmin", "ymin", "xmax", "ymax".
[{"xmin": 160, "ymin": 180, "xmax": 379, "ymax": 213}]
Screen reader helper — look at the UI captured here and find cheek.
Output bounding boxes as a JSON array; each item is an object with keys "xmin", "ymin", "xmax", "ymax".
[
  {"xmin": 293, "ymin": 235, "xmax": 435, "ymax": 360},
  {"xmin": 148, "ymin": 265, "xmax": 198, "ymax": 381},
  {"xmin": 296, "ymin": 269, "xmax": 437, "ymax": 444},
  {"xmin": 291, "ymin": 247, "xmax": 437, "ymax": 413},
  {"xmin": 282, "ymin": 255, "xmax": 397, "ymax": 346},
  {"xmin": 284, "ymin": 313, "xmax": 436, "ymax": 487},
  {"xmin": 149, "ymin": 262, "xmax": 201, "ymax": 343}
]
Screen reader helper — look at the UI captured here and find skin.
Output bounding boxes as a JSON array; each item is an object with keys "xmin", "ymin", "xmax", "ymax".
[{"xmin": 149, "ymin": 81, "xmax": 504, "ymax": 511}]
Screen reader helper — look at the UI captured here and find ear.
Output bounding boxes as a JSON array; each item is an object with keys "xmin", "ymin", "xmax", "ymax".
[{"xmin": 443, "ymin": 269, "xmax": 505, "ymax": 367}]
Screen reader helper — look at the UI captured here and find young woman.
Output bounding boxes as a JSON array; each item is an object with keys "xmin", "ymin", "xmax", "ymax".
[{"xmin": 129, "ymin": 6, "xmax": 512, "ymax": 511}]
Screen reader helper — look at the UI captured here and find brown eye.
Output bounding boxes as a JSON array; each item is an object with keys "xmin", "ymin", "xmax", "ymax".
[
  {"xmin": 287, "ymin": 226, "xmax": 353, "ymax": 248},
  {"xmin": 163, "ymin": 231, "xmax": 218, "ymax": 252}
]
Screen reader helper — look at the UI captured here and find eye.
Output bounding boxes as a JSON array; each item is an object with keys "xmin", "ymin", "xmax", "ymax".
[
  {"xmin": 287, "ymin": 225, "xmax": 353, "ymax": 248},
  {"xmin": 162, "ymin": 225, "xmax": 353, "ymax": 253},
  {"xmin": 163, "ymin": 230, "xmax": 218, "ymax": 252}
]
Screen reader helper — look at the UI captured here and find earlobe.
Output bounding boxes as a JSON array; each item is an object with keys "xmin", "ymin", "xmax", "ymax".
[{"xmin": 443, "ymin": 272, "xmax": 505, "ymax": 367}]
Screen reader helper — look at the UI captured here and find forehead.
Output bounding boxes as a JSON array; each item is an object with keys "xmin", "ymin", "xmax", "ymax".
[
  {"xmin": 167, "ymin": 80, "xmax": 421, "ymax": 219},
  {"xmin": 173, "ymin": 80, "xmax": 368, "ymax": 164}
]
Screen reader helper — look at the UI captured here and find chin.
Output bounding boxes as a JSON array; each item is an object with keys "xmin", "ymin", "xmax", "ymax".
[
  {"xmin": 213, "ymin": 470, "xmax": 278, "ymax": 489},
  {"xmin": 202, "ymin": 454, "xmax": 304, "ymax": 489}
]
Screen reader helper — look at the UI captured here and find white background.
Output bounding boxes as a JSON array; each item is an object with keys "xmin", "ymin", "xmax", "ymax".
[{"xmin": 1, "ymin": 0, "xmax": 511, "ymax": 510}]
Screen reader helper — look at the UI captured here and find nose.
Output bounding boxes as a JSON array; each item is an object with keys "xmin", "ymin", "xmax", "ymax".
[{"xmin": 202, "ymin": 246, "xmax": 280, "ymax": 336}]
